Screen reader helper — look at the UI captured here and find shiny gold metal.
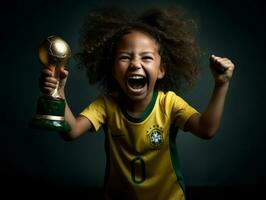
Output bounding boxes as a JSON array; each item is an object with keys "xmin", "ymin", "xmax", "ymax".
[
  {"xmin": 38, "ymin": 35, "xmax": 71, "ymax": 99},
  {"xmin": 38, "ymin": 35, "xmax": 71, "ymax": 66}
]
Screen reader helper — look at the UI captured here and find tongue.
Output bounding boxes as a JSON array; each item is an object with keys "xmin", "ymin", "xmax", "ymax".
[{"xmin": 131, "ymin": 83, "xmax": 143, "ymax": 89}]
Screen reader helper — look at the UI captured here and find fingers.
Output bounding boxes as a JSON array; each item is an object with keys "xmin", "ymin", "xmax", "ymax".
[
  {"xmin": 210, "ymin": 55, "xmax": 235, "ymax": 73},
  {"xmin": 40, "ymin": 68, "xmax": 52, "ymax": 76},
  {"xmin": 210, "ymin": 55, "xmax": 234, "ymax": 67},
  {"xmin": 41, "ymin": 66, "xmax": 68, "ymax": 77},
  {"xmin": 59, "ymin": 66, "xmax": 69, "ymax": 79},
  {"xmin": 39, "ymin": 67, "xmax": 57, "ymax": 94},
  {"xmin": 209, "ymin": 55, "xmax": 235, "ymax": 84},
  {"xmin": 39, "ymin": 76, "xmax": 57, "ymax": 94}
]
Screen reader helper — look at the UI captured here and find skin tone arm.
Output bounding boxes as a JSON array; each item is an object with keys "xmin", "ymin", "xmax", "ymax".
[
  {"xmin": 184, "ymin": 55, "xmax": 235, "ymax": 139},
  {"xmin": 41, "ymin": 67, "xmax": 93, "ymax": 140}
]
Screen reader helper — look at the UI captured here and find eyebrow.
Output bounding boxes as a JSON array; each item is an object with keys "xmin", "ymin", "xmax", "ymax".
[
  {"xmin": 117, "ymin": 51, "xmax": 156, "ymax": 55},
  {"xmin": 140, "ymin": 51, "xmax": 155, "ymax": 55}
]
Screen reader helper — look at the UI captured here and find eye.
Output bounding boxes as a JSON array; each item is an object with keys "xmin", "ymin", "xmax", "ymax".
[
  {"xmin": 119, "ymin": 55, "xmax": 130, "ymax": 60},
  {"xmin": 142, "ymin": 56, "xmax": 153, "ymax": 61}
]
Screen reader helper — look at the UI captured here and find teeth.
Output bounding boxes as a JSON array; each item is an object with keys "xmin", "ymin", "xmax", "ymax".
[{"xmin": 128, "ymin": 75, "xmax": 145, "ymax": 79}]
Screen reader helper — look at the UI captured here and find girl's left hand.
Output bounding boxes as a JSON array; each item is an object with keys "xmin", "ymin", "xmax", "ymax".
[{"xmin": 209, "ymin": 55, "xmax": 235, "ymax": 85}]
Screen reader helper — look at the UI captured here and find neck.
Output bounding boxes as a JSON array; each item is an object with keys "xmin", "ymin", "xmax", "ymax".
[
  {"xmin": 125, "ymin": 91, "xmax": 154, "ymax": 117},
  {"xmin": 126, "ymin": 101, "xmax": 149, "ymax": 117}
]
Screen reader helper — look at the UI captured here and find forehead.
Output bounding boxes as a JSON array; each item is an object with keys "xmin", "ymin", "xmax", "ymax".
[{"xmin": 117, "ymin": 31, "xmax": 159, "ymax": 51}]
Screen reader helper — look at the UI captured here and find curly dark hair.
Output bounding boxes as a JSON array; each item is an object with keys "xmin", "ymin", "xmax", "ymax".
[{"xmin": 76, "ymin": 6, "xmax": 201, "ymax": 93}]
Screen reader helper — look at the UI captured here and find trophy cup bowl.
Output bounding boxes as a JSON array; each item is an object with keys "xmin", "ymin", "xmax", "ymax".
[{"xmin": 30, "ymin": 36, "xmax": 71, "ymax": 132}]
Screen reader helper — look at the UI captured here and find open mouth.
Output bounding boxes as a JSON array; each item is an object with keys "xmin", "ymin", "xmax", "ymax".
[{"xmin": 127, "ymin": 75, "xmax": 148, "ymax": 91}]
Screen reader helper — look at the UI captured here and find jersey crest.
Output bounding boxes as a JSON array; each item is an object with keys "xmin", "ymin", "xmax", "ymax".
[{"xmin": 146, "ymin": 125, "xmax": 164, "ymax": 149}]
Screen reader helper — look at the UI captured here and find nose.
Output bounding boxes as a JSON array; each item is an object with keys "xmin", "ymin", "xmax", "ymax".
[{"xmin": 130, "ymin": 58, "xmax": 141, "ymax": 69}]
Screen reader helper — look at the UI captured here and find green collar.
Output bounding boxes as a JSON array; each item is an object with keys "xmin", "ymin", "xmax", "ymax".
[{"xmin": 121, "ymin": 90, "xmax": 158, "ymax": 123}]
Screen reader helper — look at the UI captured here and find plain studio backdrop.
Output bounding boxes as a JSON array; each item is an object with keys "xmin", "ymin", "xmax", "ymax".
[{"xmin": 1, "ymin": 0, "xmax": 265, "ymax": 199}]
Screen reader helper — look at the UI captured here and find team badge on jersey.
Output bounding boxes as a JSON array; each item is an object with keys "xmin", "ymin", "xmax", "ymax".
[{"xmin": 146, "ymin": 125, "xmax": 164, "ymax": 149}]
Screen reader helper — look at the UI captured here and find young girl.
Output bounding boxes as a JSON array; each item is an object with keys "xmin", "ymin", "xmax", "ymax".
[{"xmin": 41, "ymin": 7, "xmax": 234, "ymax": 200}]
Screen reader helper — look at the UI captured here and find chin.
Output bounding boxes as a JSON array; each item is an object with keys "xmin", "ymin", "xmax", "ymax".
[
  {"xmin": 125, "ymin": 89, "xmax": 153, "ymax": 103},
  {"xmin": 127, "ymin": 94, "xmax": 147, "ymax": 102}
]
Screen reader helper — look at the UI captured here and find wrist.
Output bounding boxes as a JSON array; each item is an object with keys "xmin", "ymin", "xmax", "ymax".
[
  {"xmin": 214, "ymin": 81, "xmax": 229, "ymax": 88},
  {"xmin": 214, "ymin": 81, "xmax": 229, "ymax": 93}
]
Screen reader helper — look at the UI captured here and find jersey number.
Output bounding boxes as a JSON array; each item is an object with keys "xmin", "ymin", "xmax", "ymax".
[{"xmin": 131, "ymin": 156, "xmax": 146, "ymax": 184}]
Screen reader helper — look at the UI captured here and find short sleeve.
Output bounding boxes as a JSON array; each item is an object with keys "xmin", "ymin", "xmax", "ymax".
[
  {"xmin": 80, "ymin": 96, "xmax": 107, "ymax": 132},
  {"xmin": 169, "ymin": 92, "xmax": 199, "ymax": 130}
]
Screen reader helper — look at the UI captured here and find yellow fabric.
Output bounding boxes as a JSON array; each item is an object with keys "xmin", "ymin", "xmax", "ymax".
[{"xmin": 80, "ymin": 91, "xmax": 198, "ymax": 200}]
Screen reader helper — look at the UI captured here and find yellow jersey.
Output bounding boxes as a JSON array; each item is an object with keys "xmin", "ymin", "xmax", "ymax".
[{"xmin": 80, "ymin": 90, "xmax": 198, "ymax": 200}]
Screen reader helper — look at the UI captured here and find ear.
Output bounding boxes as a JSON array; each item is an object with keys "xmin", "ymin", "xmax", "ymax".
[{"xmin": 157, "ymin": 65, "xmax": 165, "ymax": 79}]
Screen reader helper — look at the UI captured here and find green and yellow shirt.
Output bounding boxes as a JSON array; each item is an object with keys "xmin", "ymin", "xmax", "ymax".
[{"xmin": 80, "ymin": 90, "xmax": 198, "ymax": 200}]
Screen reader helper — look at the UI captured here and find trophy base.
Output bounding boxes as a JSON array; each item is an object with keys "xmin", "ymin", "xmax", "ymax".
[
  {"xmin": 30, "ymin": 117, "xmax": 71, "ymax": 132},
  {"xmin": 30, "ymin": 96, "xmax": 71, "ymax": 132}
]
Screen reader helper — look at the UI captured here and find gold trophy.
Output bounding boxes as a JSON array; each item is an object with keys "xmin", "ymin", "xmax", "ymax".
[{"xmin": 30, "ymin": 35, "xmax": 71, "ymax": 132}]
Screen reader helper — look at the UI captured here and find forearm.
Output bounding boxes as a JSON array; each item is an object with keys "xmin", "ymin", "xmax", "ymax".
[
  {"xmin": 185, "ymin": 55, "xmax": 234, "ymax": 139},
  {"xmin": 57, "ymin": 98, "xmax": 78, "ymax": 140},
  {"xmin": 60, "ymin": 92, "xmax": 77, "ymax": 131},
  {"xmin": 199, "ymin": 82, "xmax": 229, "ymax": 137},
  {"xmin": 64, "ymin": 100, "xmax": 78, "ymax": 133},
  {"xmin": 60, "ymin": 93, "xmax": 92, "ymax": 140}
]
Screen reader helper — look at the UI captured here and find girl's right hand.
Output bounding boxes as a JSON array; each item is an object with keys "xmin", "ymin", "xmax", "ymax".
[{"xmin": 39, "ymin": 66, "xmax": 69, "ymax": 99}]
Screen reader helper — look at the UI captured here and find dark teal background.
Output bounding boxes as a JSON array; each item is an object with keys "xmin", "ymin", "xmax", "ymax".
[{"xmin": 1, "ymin": 0, "xmax": 265, "ymax": 197}]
